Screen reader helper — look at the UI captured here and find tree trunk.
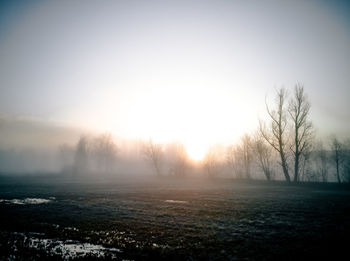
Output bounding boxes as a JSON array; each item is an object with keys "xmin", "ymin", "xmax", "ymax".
[
  {"xmin": 294, "ymin": 153, "xmax": 299, "ymax": 183},
  {"xmin": 280, "ymin": 151, "xmax": 291, "ymax": 183}
]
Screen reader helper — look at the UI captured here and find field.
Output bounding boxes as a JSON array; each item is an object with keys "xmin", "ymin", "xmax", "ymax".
[{"xmin": 1, "ymin": 175, "xmax": 350, "ymax": 260}]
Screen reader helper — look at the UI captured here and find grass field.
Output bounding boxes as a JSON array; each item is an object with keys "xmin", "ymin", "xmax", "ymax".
[{"xmin": 1, "ymin": 176, "xmax": 350, "ymax": 260}]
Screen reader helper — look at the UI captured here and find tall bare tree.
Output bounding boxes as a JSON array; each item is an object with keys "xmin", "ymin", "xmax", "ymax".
[
  {"xmin": 253, "ymin": 132, "xmax": 274, "ymax": 181},
  {"xmin": 142, "ymin": 139, "xmax": 163, "ymax": 176},
  {"xmin": 288, "ymin": 84, "xmax": 313, "ymax": 182},
  {"xmin": 260, "ymin": 88, "xmax": 291, "ymax": 182}
]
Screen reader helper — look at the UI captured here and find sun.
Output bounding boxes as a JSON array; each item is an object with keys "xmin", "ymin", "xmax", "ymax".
[{"xmin": 185, "ymin": 141, "xmax": 208, "ymax": 161}]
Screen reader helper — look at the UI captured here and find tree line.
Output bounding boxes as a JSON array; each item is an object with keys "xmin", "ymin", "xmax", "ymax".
[{"xmin": 60, "ymin": 83, "xmax": 350, "ymax": 183}]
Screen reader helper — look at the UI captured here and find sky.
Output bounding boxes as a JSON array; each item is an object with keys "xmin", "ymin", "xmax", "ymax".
[{"xmin": 1, "ymin": 0, "xmax": 350, "ymax": 159}]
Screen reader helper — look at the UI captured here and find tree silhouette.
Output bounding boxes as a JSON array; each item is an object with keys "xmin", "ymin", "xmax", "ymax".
[
  {"xmin": 203, "ymin": 145, "xmax": 222, "ymax": 178},
  {"xmin": 74, "ymin": 136, "xmax": 89, "ymax": 175},
  {"xmin": 173, "ymin": 143, "xmax": 189, "ymax": 177},
  {"xmin": 331, "ymin": 136, "xmax": 342, "ymax": 183},
  {"xmin": 260, "ymin": 88, "xmax": 291, "ymax": 182},
  {"xmin": 288, "ymin": 84, "xmax": 313, "ymax": 183},
  {"xmin": 93, "ymin": 133, "xmax": 118, "ymax": 173},
  {"xmin": 238, "ymin": 134, "xmax": 253, "ymax": 179},
  {"xmin": 226, "ymin": 145, "xmax": 241, "ymax": 178},
  {"xmin": 342, "ymin": 139, "xmax": 350, "ymax": 183},
  {"xmin": 314, "ymin": 141, "xmax": 328, "ymax": 182},
  {"xmin": 142, "ymin": 139, "xmax": 163, "ymax": 176},
  {"xmin": 253, "ymin": 132, "xmax": 274, "ymax": 181}
]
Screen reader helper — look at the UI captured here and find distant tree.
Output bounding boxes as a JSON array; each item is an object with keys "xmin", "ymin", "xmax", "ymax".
[
  {"xmin": 288, "ymin": 84, "xmax": 314, "ymax": 183},
  {"xmin": 314, "ymin": 141, "xmax": 329, "ymax": 182},
  {"xmin": 260, "ymin": 88, "xmax": 291, "ymax": 183},
  {"xmin": 142, "ymin": 139, "xmax": 163, "ymax": 176},
  {"xmin": 74, "ymin": 136, "xmax": 89, "ymax": 175},
  {"xmin": 238, "ymin": 134, "xmax": 253, "ymax": 179},
  {"xmin": 58, "ymin": 143, "xmax": 74, "ymax": 173},
  {"xmin": 171, "ymin": 143, "xmax": 189, "ymax": 177},
  {"xmin": 253, "ymin": 132, "xmax": 274, "ymax": 181},
  {"xmin": 92, "ymin": 133, "xmax": 118, "ymax": 173},
  {"xmin": 226, "ymin": 145, "xmax": 241, "ymax": 178},
  {"xmin": 203, "ymin": 145, "xmax": 222, "ymax": 178},
  {"xmin": 342, "ymin": 139, "xmax": 350, "ymax": 183},
  {"xmin": 331, "ymin": 136, "xmax": 342, "ymax": 183},
  {"xmin": 300, "ymin": 148, "xmax": 313, "ymax": 182}
]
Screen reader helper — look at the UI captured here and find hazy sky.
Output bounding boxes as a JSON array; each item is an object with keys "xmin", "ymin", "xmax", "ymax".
[{"xmin": 1, "ymin": 0, "xmax": 350, "ymax": 156}]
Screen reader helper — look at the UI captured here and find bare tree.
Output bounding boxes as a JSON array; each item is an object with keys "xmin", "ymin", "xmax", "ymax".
[
  {"xmin": 226, "ymin": 145, "xmax": 241, "ymax": 178},
  {"xmin": 92, "ymin": 133, "xmax": 118, "ymax": 173},
  {"xmin": 300, "ymin": 148, "xmax": 313, "ymax": 182},
  {"xmin": 142, "ymin": 139, "xmax": 163, "ymax": 176},
  {"xmin": 314, "ymin": 141, "xmax": 328, "ymax": 182},
  {"xmin": 331, "ymin": 136, "xmax": 342, "ymax": 183},
  {"xmin": 203, "ymin": 145, "xmax": 222, "ymax": 178},
  {"xmin": 342, "ymin": 139, "xmax": 350, "ymax": 183},
  {"xmin": 237, "ymin": 134, "xmax": 253, "ymax": 179},
  {"xmin": 288, "ymin": 84, "xmax": 313, "ymax": 183},
  {"xmin": 74, "ymin": 136, "xmax": 89, "ymax": 175},
  {"xmin": 260, "ymin": 88, "xmax": 291, "ymax": 182},
  {"xmin": 173, "ymin": 143, "xmax": 189, "ymax": 177},
  {"xmin": 253, "ymin": 132, "xmax": 274, "ymax": 181},
  {"xmin": 58, "ymin": 143, "xmax": 74, "ymax": 173}
]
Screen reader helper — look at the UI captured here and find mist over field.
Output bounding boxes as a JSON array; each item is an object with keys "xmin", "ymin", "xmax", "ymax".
[{"xmin": 1, "ymin": 0, "xmax": 350, "ymax": 260}]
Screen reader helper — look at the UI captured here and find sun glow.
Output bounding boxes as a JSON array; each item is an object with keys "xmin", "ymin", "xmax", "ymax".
[
  {"xmin": 184, "ymin": 140, "xmax": 208, "ymax": 161},
  {"xmin": 63, "ymin": 55, "xmax": 262, "ymax": 157},
  {"xmin": 69, "ymin": 83, "xmax": 258, "ymax": 160},
  {"xmin": 117, "ymin": 86, "xmax": 242, "ymax": 160}
]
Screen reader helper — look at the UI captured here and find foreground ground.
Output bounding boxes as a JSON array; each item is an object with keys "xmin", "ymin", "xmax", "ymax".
[{"xmin": 0, "ymin": 175, "xmax": 350, "ymax": 260}]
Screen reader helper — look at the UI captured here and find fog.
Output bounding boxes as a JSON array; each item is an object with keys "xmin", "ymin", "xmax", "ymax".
[
  {"xmin": 1, "ymin": 1, "xmax": 350, "ymax": 260},
  {"xmin": 1, "ymin": 0, "xmax": 350, "ymax": 183},
  {"xmin": 1, "ymin": 0, "xmax": 350, "ymax": 146},
  {"xmin": 1, "ymin": 110, "xmax": 348, "ymax": 184}
]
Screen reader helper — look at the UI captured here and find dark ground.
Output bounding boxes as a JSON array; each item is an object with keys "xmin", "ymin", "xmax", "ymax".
[{"xmin": 0, "ymin": 175, "xmax": 350, "ymax": 260}]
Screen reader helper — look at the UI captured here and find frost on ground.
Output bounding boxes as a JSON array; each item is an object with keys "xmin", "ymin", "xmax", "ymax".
[
  {"xmin": 7, "ymin": 232, "xmax": 122, "ymax": 260},
  {"xmin": 0, "ymin": 197, "xmax": 53, "ymax": 205}
]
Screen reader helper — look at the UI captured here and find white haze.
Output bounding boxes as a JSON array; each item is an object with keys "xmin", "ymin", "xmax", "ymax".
[{"xmin": 0, "ymin": 1, "xmax": 350, "ymax": 181}]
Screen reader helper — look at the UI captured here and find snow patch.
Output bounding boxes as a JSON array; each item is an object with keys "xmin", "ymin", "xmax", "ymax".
[
  {"xmin": 0, "ymin": 198, "xmax": 52, "ymax": 205},
  {"xmin": 12, "ymin": 233, "xmax": 122, "ymax": 259},
  {"xmin": 164, "ymin": 200, "xmax": 189, "ymax": 204}
]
